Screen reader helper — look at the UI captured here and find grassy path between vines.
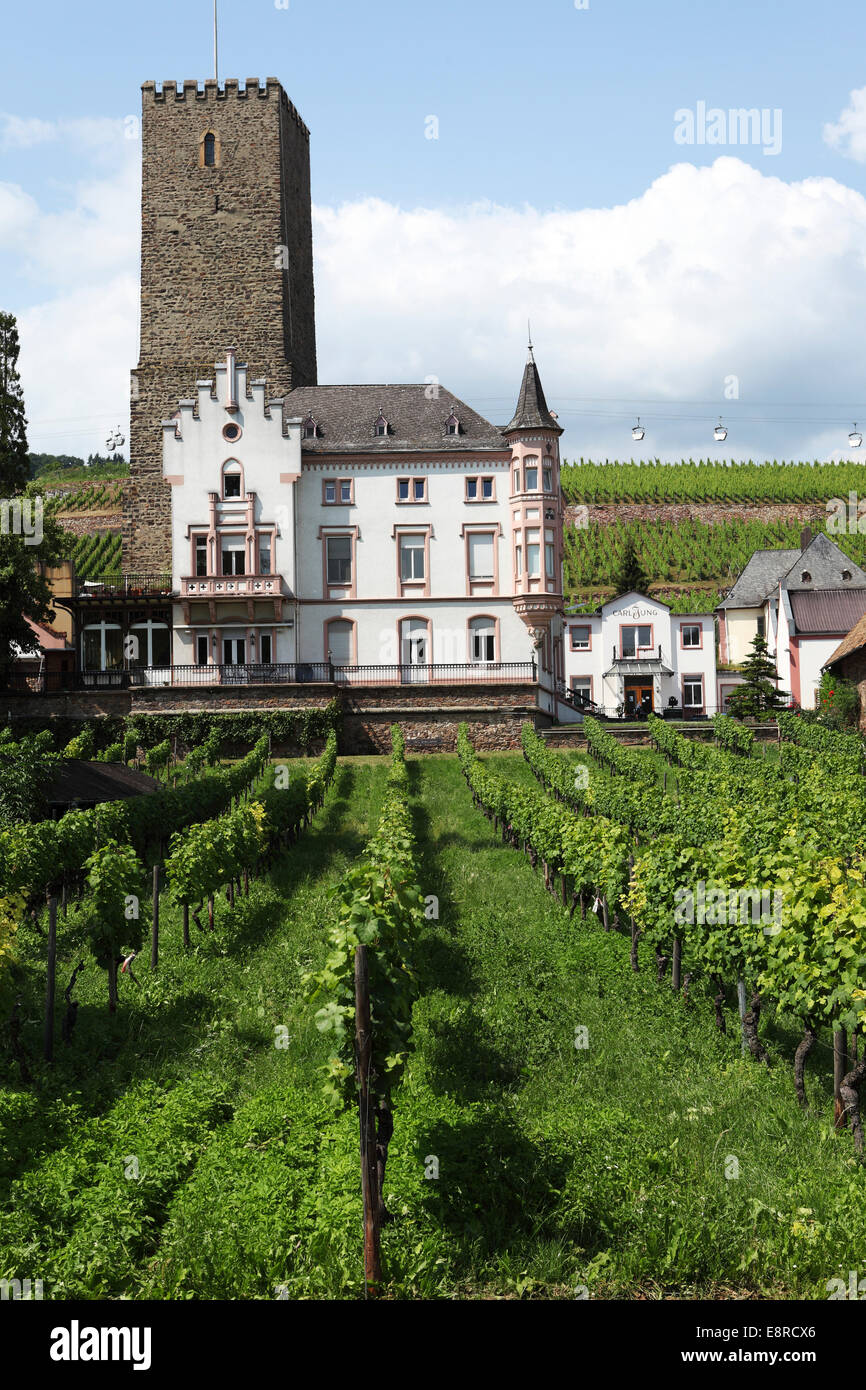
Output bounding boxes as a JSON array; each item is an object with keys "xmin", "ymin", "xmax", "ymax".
[{"xmin": 3, "ymin": 751, "xmax": 866, "ymax": 1298}]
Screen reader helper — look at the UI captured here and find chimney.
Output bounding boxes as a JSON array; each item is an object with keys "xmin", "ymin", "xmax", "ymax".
[{"xmin": 800, "ymin": 526, "xmax": 813, "ymax": 552}]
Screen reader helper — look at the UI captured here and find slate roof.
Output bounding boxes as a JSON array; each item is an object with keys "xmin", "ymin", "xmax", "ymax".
[
  {"xmin": 717, "ymin": 550, "xmax": 800, "ymax": 608},
  {"xmin": 502, "ymin": 350, "xmax": 562, "ymax": 433},
  {"xmin": 825, "ymin": 612, "xmax": 866, "ymax": 668},
  {"xmin": 788, "ymin": 588, "xmax": 866, "ymax": 635},
  {"xmin": 781, "ymin": 531, "xmax": 866, "ymax": 592},
  {"xmin": 283, "ymin": 384, "xmax": 506, "ymax": 454},
  {"xmin": 719, "ymin": 534, "xmax": 866, "ymax": 610},
  {"xmin": 41, "ymin": 760, "xmax": 161, "ymax": 809}
]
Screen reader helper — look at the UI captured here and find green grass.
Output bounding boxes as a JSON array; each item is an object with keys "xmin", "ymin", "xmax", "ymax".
[{"xmin": 2, "ymin": 751, "xmax": 866, "ymax": 1299}]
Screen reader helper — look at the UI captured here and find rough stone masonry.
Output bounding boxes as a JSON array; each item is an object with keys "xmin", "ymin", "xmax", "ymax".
[{"xmin": 124, "ymin": 77, "xmax": 317, "ymax": 573}]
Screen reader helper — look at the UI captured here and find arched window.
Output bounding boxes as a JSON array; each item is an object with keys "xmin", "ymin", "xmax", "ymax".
[
  {"xmin": 204, "ymin": 132, "xmax": 216, "ymax": 166},
  {"xmin": 801, "ymin": 570, "xmax": 812, "ymax": 583}
]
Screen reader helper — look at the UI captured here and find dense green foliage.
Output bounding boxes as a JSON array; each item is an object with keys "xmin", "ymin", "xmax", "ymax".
[
  {"xmin": 306, "ymin": 725, "xmax": 423, "ymax": 1108},
  {"xmin": 561, "ymin": 458, "xmax": 866, "ymax": 502},
  {"xmin": 4, "ymin": 747, "xmax": 866, "ymax": 1298}
]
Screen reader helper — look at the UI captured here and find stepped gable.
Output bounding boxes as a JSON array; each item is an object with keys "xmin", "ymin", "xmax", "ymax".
[{"xmin": 284, "ymin": 383, "xmax": 505, "ymax": 453}]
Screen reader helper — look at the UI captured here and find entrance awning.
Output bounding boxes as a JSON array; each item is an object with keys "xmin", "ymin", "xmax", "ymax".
[{"xmin": 604, "ymin": 658, "xmax": 672, "ymax": 678}]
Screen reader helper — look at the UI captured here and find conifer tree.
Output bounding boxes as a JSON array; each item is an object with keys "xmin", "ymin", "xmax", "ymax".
[{"xmin": 727, "ymin": 634, "xmax": 788, "ymax": 719}]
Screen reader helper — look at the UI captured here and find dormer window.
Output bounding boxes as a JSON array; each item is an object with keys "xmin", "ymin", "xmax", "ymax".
[
  {"xmin": 303, "ymin": 412, "xmax": 321, "ymax": 440},
  {"xmin": 801, "ymin": 571, "xmax": 812, "ymax": 583},
  {"xmin": 842, "ymin": 569, "xmax": 852, "ymax": 581},
  {"xmin": 374, "ymin": 411, "xmax": 389, "ymax": 438},
  {"xmin": 445, "ymin": 411, "xmax": 460, "ymax": 436}
]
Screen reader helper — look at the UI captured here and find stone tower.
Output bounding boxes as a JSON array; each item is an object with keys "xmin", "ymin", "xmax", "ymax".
[{"xmin": 124, "ymin": 77, "xmax": 317, "ymax": 572}]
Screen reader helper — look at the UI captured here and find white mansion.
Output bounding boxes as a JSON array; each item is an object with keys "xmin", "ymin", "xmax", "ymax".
[{"xmin": 160, "ymin": 346, "xmax": 566, "ymax": 706}]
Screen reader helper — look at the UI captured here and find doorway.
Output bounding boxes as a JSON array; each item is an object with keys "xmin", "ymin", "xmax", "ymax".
[{"xmin": 624, "ymin": 681, "xmax": 653, "ymax": 717}]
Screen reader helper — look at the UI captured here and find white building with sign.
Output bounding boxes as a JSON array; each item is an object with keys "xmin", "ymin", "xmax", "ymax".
[{"xmin": 564, "ymin": 592, "xmax": 717, "ymax": 718}]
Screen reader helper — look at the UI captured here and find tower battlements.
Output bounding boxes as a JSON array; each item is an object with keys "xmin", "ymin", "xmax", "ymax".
[{"xmin": 142, "ymin": 79, "xmax": 309, "ymax": 135}]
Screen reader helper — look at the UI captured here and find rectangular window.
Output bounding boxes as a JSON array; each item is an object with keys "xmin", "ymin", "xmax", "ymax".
[
  {"xmin": 258, "ymin": 538, "xmax": 272, "ymax": 575},
  {"xmin": 681, "ymin": 623, "xmax": 701, "ymax": 648},
  {"xmin": 683, "ymin": 677, "xmax": 704, "ymax": 708},
  {"xmin": 570, "ymin": 678, "xmax": 592, "ymax": 707},
  {"xmin": 466, "ymin": 477, "xmax": 478, "ymax": 500},
  {"xmin": 482, "ymin": 476, "xmax": 494, "ymax": 499},
  {"xmin": 525, "ymin": 465, "xmax": 538, "ymax": 491},
  {"xmin": 472, "ymin": 627, "xmax": 496, "ymax": 662},
  {"xmin": 400, "ymin": 534, "xmax": 426, "ymax": 581},
  {"xmin": 757, "ymin": 615, "xmax": 766, "ymax": 639},
  {"xmin": 195, "ymin": 538, "xmax": 208, "ymax": 577},
  {"xmin": 196, "ymin": 634, "xmax": 209, "ymax": 666},
  {"xmin": 340, "ymin": 480, "xmax": 352, "ymax": 504},
  {"xmin": 513, "ymin": 468, "xmax": 520, "ymax": 492},
  {"xmin": 526, "ymin": 528, "xmax": 540, "ymax": 577},
  {"xmin": 570, "ymin": 625, "xmax": 590, "ymax": 650},
  {"xmin": 621, "ymin": 624, "xmax": 652, "ymax": 657},
  {"xmin": 223, "ymin": 473, "xmax": 241, "ymax": 499},
  {"xmin": 413, "ymin": 478, "xmax": 426, "ymax": 501},
  {"xmin": 260, "ymin": 634, "xmax": 272, "ymax": 664},
  {"xmin": 397, "ymin": 478, "xmax": 410, "ymax": 501},
  {"xmin": 326, "ymin": 535, "xmax": 352, "ymax": 585},
  {"xmin": 545, "ymin": 529, "xmax": 555, "ymax": 578},
  {"xmin": 543, "ymin": 465, "xmax": 552, "ymax": 492},
  {"xmin": 515, "ymin": 543, "xmax": 523, "ymax": 577},
  {"xmin": 468, "ymin": 532, "xmax": 494, "ymax": 580},
  {"xmin": 324, "ymin": 480, "xmax": 336, "ymax": 503},
  {"xmin": 221, "ymin": 543, "xmax": 245, "ymax": 576}
]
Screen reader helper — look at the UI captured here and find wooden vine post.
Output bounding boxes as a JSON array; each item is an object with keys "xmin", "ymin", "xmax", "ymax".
[
  {"xmin": 834, "ymin": 1028, "xmax": 848, "ymax": 1129},
  {"xmin": 354, "ymin": 943, "xmax": 382, "ymax": 1295},
  {"xmin": 44, "ymin": 896, "xmax": 58, "ymax": 1063},
  {"xmin": 151, "ymin": 864, "xmax": 160, "ymax": 971}
]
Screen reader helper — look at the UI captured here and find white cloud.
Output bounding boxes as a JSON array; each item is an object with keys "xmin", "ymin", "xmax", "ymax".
[
  {"xmin": 10, "ymin": 137, "xmax": 866, "ymax": 462},
  {"xmin": 312, "ymin": 158, "xmax": 866, "ymax": 458},
  {"xmin": 823, "ymin": 87, "xmax": 866, "ymax": 163},
  {"xmin": 0, "ymin": 113, "xmax": 132, "ymax": 154}
]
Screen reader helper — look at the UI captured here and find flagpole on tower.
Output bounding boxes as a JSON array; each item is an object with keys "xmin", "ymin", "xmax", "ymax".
[{"xmin": 214, "ymin": 0, "xmax": 219, "ymax": 84}]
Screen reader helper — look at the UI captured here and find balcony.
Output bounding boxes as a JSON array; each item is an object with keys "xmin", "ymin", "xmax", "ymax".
[
  {"xmin": 4, "ymin": 661, "xmax": 538, "ymax": 694},
  {"xmin": 74, "ymin": 573, "xmax": 172, "ymax": 600},
  {"xmin": 180, "ymin": 576, "xmax": 283, "ymax": 598}
]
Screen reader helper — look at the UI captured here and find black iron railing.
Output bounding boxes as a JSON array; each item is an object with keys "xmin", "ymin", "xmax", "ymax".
[
  {"xmin": 74, "ymin": 574, "xmax": 173, "ymax": 599},
  {"xmin": 4, "ymin": 660, "xmax": 539, "ymax": 695}
]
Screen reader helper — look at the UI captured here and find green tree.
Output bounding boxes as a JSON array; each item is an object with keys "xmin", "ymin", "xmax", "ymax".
[
  {"xmin": 0, "ymin": 732, "xmax": 58, "ymax": 825},
  {"xmin": 0, "ymin": 313, "xmax": 30, "ymax": 495},
  {"xmin": 727, "ymin": 634, "xmax": 789, "ymax": 720},
  {"xmin": 0, "ymin": 312, "xmax": 67, "ymax": 686},
  {"xmin": 613, "ymin": 539, "xmax": 652, "ymax": 597}
]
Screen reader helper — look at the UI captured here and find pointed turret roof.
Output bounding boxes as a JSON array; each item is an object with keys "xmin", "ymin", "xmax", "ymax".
[{"xmin": 503, "ymin": 344, "xmax": 562, "ymax": 434}]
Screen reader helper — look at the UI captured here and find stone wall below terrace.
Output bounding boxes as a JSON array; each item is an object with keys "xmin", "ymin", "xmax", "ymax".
[
  {"xmin": 0, "ymin": 681, "xmax": 544, "ymax": 752},
  {"xmin": 344, "ymin": 709, "xmax": 534, "ymax": 754}
]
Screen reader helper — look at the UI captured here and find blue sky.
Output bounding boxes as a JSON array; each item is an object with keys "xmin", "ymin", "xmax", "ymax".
[{"xmin": 4, "ymin": 0, "xmax": 866, "ymax": 462}]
